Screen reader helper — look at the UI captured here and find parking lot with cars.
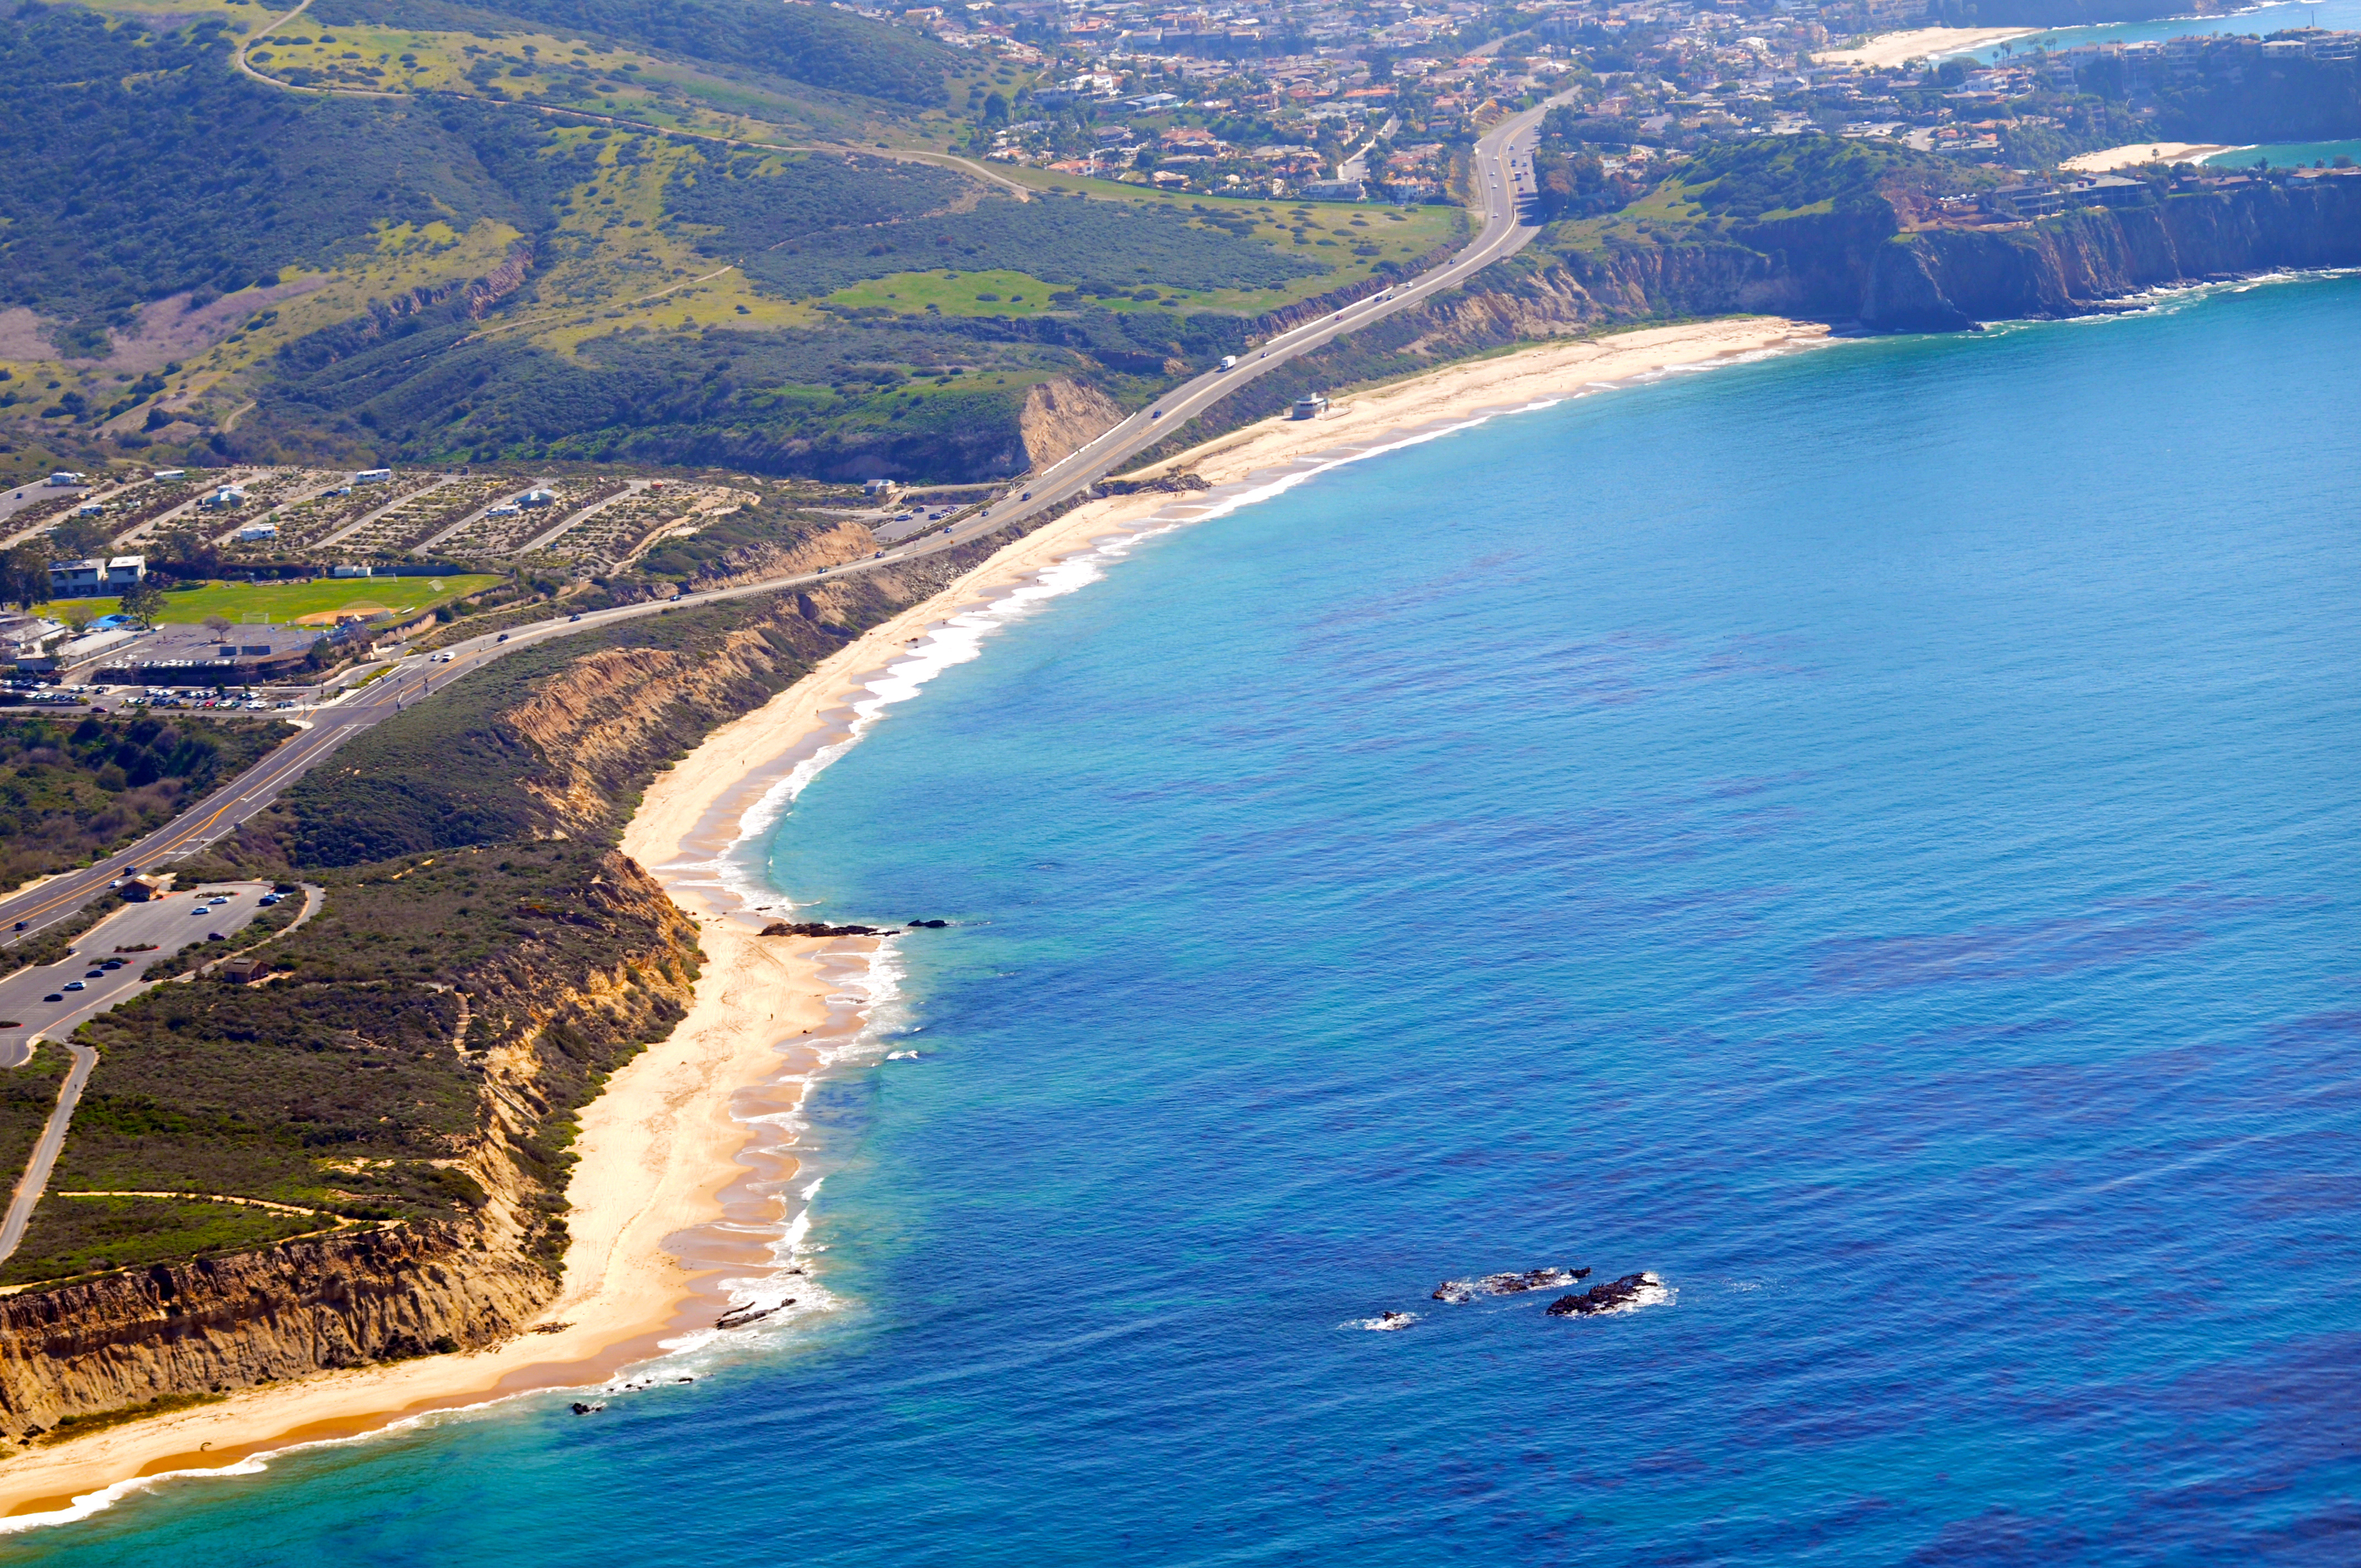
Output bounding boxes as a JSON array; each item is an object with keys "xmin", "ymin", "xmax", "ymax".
[{"xmin": 0, "ymin": 881, "xmax": 278, "ymax": 1066}]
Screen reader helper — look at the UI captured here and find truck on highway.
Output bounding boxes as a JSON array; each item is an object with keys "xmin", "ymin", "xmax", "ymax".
[{"xmin": 1220, "ymin": 355, "xmax": 1237, "ymax": 370}]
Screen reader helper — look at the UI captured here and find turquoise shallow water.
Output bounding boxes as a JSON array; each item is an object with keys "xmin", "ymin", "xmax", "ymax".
[
  {"xmin": 2204, "ymin": 140, "xmax": 2361, "ymax": 169},
  {"xmin": 25, "ymin": 277, "xmax": 2361, "ymax": 1564}
]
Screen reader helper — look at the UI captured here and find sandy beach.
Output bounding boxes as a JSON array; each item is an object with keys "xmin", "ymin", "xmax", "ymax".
[
  {"xmin": 2063, "ymin": 141, "xmax": 2246, "ymax": 173},
  {"xmin": 1816, "ymin": 25, "xmax": 2036, "ymax": 69},
  {"xmin": 0, "ymin": 312, "xmax": 1829, "ymax": 1527}
]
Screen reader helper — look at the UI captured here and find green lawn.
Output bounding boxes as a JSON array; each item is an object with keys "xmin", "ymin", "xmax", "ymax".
[{"xmin": 43, "ymin": 575, "xmax": 503, "ymax": 627}]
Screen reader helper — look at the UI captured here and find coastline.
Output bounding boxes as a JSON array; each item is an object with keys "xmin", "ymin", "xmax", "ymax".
[
  {"xmin": 0, "ymin": 312, "xmax": 1831, "ymax": 1528},
  {"xmin": 1814, "ymin": 24, "xmax": 2036, "ymax": 69}
]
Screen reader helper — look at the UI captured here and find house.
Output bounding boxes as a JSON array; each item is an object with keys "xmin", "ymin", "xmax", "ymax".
[
  {"xmin": 1302, "ymin": 179, "xmax": 1366, "ymax": 201},
  {"xmin": 121, "ymin": 873, "xmax": 171, "ymax": 901},
  {"xmin": 1291, "ymin": 393, "xmax": 1329, "ymax": 420},
  {"xmin": 105, "ymin": 556, "xmax": 146, "ymax": 592},
  {"xmin": 1981, "ymin": 183, "xmax": 2064, "ymax": 219},
  {"xmin": 47, "ymin": 558, "xmax": 105, "ymax": 597},
  {"xmin": 218, "ymin": 956, "xmax": 273, "ymax": 984},
  {"xmin": 520, "ymin": 488, "xmax": 557, "ymax": 508},
  {"xmin": 199, "ymin": 485, "xmax": 248, "ymax": 509},
  {"xmin": 331, "ymin": 564, "xmax": 373, "ymax": 578},
  {"xmin": 236, "ymin": 521, "xmax": 280, "ymax": 542},
  {"xmin": 2066, "ymin": 175, "xmax": 2152, "ymax": 210}
]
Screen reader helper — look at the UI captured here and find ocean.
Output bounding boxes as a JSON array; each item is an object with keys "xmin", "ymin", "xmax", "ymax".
[
  {"xmin": 24, "ymin": 276, "xmax": 2361, "ymax": 1563},
  {"xmin": 1969, "ymin": 0, "xmax": 2361, "ymax": 62}
]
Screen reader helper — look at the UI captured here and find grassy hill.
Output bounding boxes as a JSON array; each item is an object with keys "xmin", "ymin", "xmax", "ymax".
[
  {"xmin": 0, "ymin": 0, "xmax": 1462, "ymax": 487},
  {"xmin": 0, "ymin": 0, "xmax": 1454, "ymax": 486}
]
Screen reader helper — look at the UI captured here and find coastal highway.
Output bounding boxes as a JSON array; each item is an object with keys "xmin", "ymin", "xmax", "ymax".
[
  {"xmin": 0, "ymin": 97, "xmax": 1567, "ymax": 948},
  {"xmin": 896, "ymin": 87, "xmax": 1576, "ymax": 556}
]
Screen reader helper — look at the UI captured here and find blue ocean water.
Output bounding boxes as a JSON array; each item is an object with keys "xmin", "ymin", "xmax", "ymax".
[
  {"xmin": 28, "ymin": 277, "xmax": 2361, "ymax": 1564},
  {"xmin": 1970, "ymin": 0, "xmax": 2361, "ymax": 61}
]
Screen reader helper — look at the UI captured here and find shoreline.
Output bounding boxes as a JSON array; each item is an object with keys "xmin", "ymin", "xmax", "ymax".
[
  {"xmin": 0, "ymin": 312, "xmax": 1831, "ymax": 1529},
  {"xmin": 1815, "ymin": 24, "xmax": 2037, "ymax": 69}
]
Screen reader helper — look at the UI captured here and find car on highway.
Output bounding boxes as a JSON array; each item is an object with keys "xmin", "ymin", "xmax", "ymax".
[
  {"xmin": 42, "ymin": 993, "xmax": 61, "ymax": 1003},
  {"xmin": 569, "ymin": 613, "xmax": 582, "ymax": 622},
  {"xmin": 497, "ymin": 633, "xmax": 509, "ymax": 643},
  {"xmin": 83, "ymin": 969, "xmax": 103, "ymax": 979},
  {"xmin": 259, "ymin": 894, "xmax": 279, "ymax": 907},
  {"xmin": 63, "ymin": 981, "xmax": 84, "ymax": 992},
  {"xmin": 100, "ymin": 959, "xmax": 123, "ymax": 970}
]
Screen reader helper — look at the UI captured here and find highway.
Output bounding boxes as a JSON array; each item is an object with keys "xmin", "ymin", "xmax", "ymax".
[{"xmin": 0, "ymin": 94, "xmax": 1568, "ymax": 949}]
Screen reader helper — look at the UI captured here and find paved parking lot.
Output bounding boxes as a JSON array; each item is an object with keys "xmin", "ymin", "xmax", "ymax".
[{"xmin": 0, "ymin": 883, "xmax": 276, "ymax": 1066}]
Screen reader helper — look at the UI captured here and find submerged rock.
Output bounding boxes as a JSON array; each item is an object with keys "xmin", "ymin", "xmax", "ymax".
[
  {"xmin": 569, "ymin": 1401, "xmax": 603, "ymax": 1415},
  {"xmin": 716, "ymin": 1299, "xmax": 793, "ymax": 1330},
  {"xmin": 1432, "ymin": 1266, "xmax": 1589, "ymax": 1304},
  {"xmin": 1544, "ymin": 1272, "xmax": 1665, "ymax": 1317}
]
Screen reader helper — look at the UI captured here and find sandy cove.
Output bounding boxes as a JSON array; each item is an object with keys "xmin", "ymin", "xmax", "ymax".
[
  {"xmin": 1816, "ymin": 25, "xmax": 2036, "ymax": 70},
  {"xmin": 0, "ymin": 313, "xmax": 1828, "ymax": 1527}
]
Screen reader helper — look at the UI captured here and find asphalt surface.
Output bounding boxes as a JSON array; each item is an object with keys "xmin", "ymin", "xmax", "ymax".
[
  {"xmin": 0, "ymin": 100, "xmax": 1569, "ymax": 951},
  {"xmin": 0, "ymin": 883, "xmax": 274, "ymax": 1066}
]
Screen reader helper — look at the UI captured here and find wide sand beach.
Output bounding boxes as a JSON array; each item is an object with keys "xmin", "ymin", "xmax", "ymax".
[{"xmin": 0, "ymin": 313, "xmax": 1829, "ymax": 1527}]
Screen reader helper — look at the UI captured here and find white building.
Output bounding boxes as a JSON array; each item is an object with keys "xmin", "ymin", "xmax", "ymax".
[{"xmin": 50, "ymin": 556, "xmax": 147, "ymax": 597}]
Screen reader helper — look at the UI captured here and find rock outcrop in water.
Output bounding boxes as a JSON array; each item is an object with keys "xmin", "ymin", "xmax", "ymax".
[
  {"xmin": 1432, "ymin": 1266, "xmax": 1590, "ymax": 1304},
  {"xmin": 1546, "ymin": 1272, "xmax": 1664, "ymax": 1317}
]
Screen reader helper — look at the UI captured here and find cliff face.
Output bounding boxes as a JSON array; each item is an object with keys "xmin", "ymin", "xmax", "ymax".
[
  {"xmin": 1524, "ymin": 177, "xmax": 2361, "ymax": 335},
  {"xmin": 1867, "ymin": 181, "xmax": 2361, "ymax": 329},
  {"xmin": 1018, "ymin": 377, "xmax": 1125, "ymax": 470},
  {"xmin": 0, "ymin": 1226, "xmax": 547, "ymax": 1433}
]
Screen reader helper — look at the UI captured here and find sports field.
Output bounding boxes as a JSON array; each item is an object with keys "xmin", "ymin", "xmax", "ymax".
[{"xmin": 41, "ymin": 575, "xmax": 502, "ymax": 626}]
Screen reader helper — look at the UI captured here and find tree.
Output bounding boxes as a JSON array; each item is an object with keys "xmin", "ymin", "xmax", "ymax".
[
  {"xmin": 203, "ymin": 614, "xmax": 235, "ymax": 638},
  {"xmin": 0, "ymin": 547, "xmax": 48, "ymax": 609},
  {"xmin": 118, "ymin": 579, "xmax": 167, "ymax": 628}
]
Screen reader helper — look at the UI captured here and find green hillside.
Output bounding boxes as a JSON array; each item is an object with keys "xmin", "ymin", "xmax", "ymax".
[{"xmin": 0, "ymin": 1, "xmax": 1455, "ymax": 486}]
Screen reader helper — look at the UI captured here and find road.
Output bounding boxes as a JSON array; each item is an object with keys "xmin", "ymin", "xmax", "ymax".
[{"xmin": 0, "ymin": 93, "xmax": 1568, "ymax": 950}]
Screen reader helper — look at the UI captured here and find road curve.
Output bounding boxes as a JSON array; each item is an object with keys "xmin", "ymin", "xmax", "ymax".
[{"xmin": 0, "ymin": 96, "xmax": 1568, "ymax": 948}]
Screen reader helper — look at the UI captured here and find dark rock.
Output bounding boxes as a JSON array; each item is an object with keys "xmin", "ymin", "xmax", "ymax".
[
  {"xmin": 1432, "ymin": 1265, "xmax": 1587, "ymax": 1304},
  {"xmin": 905, "ymin": 919, "xmax": 949, "ymax": 928},
  {"xmin": 1544, "ymin": 1272, "xmax": 1661, "ymax": 1317},
  {"xmin": 569, "ymin": 1402, "xmax": 601, "ymax": 1415},
  {"xmin": 761, "ymin": 922, "xmax": 890, "ymax": 938},
  {"xmin": 716, "ymin": 1299, "xmax": 792, "ymax": 1329}
]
